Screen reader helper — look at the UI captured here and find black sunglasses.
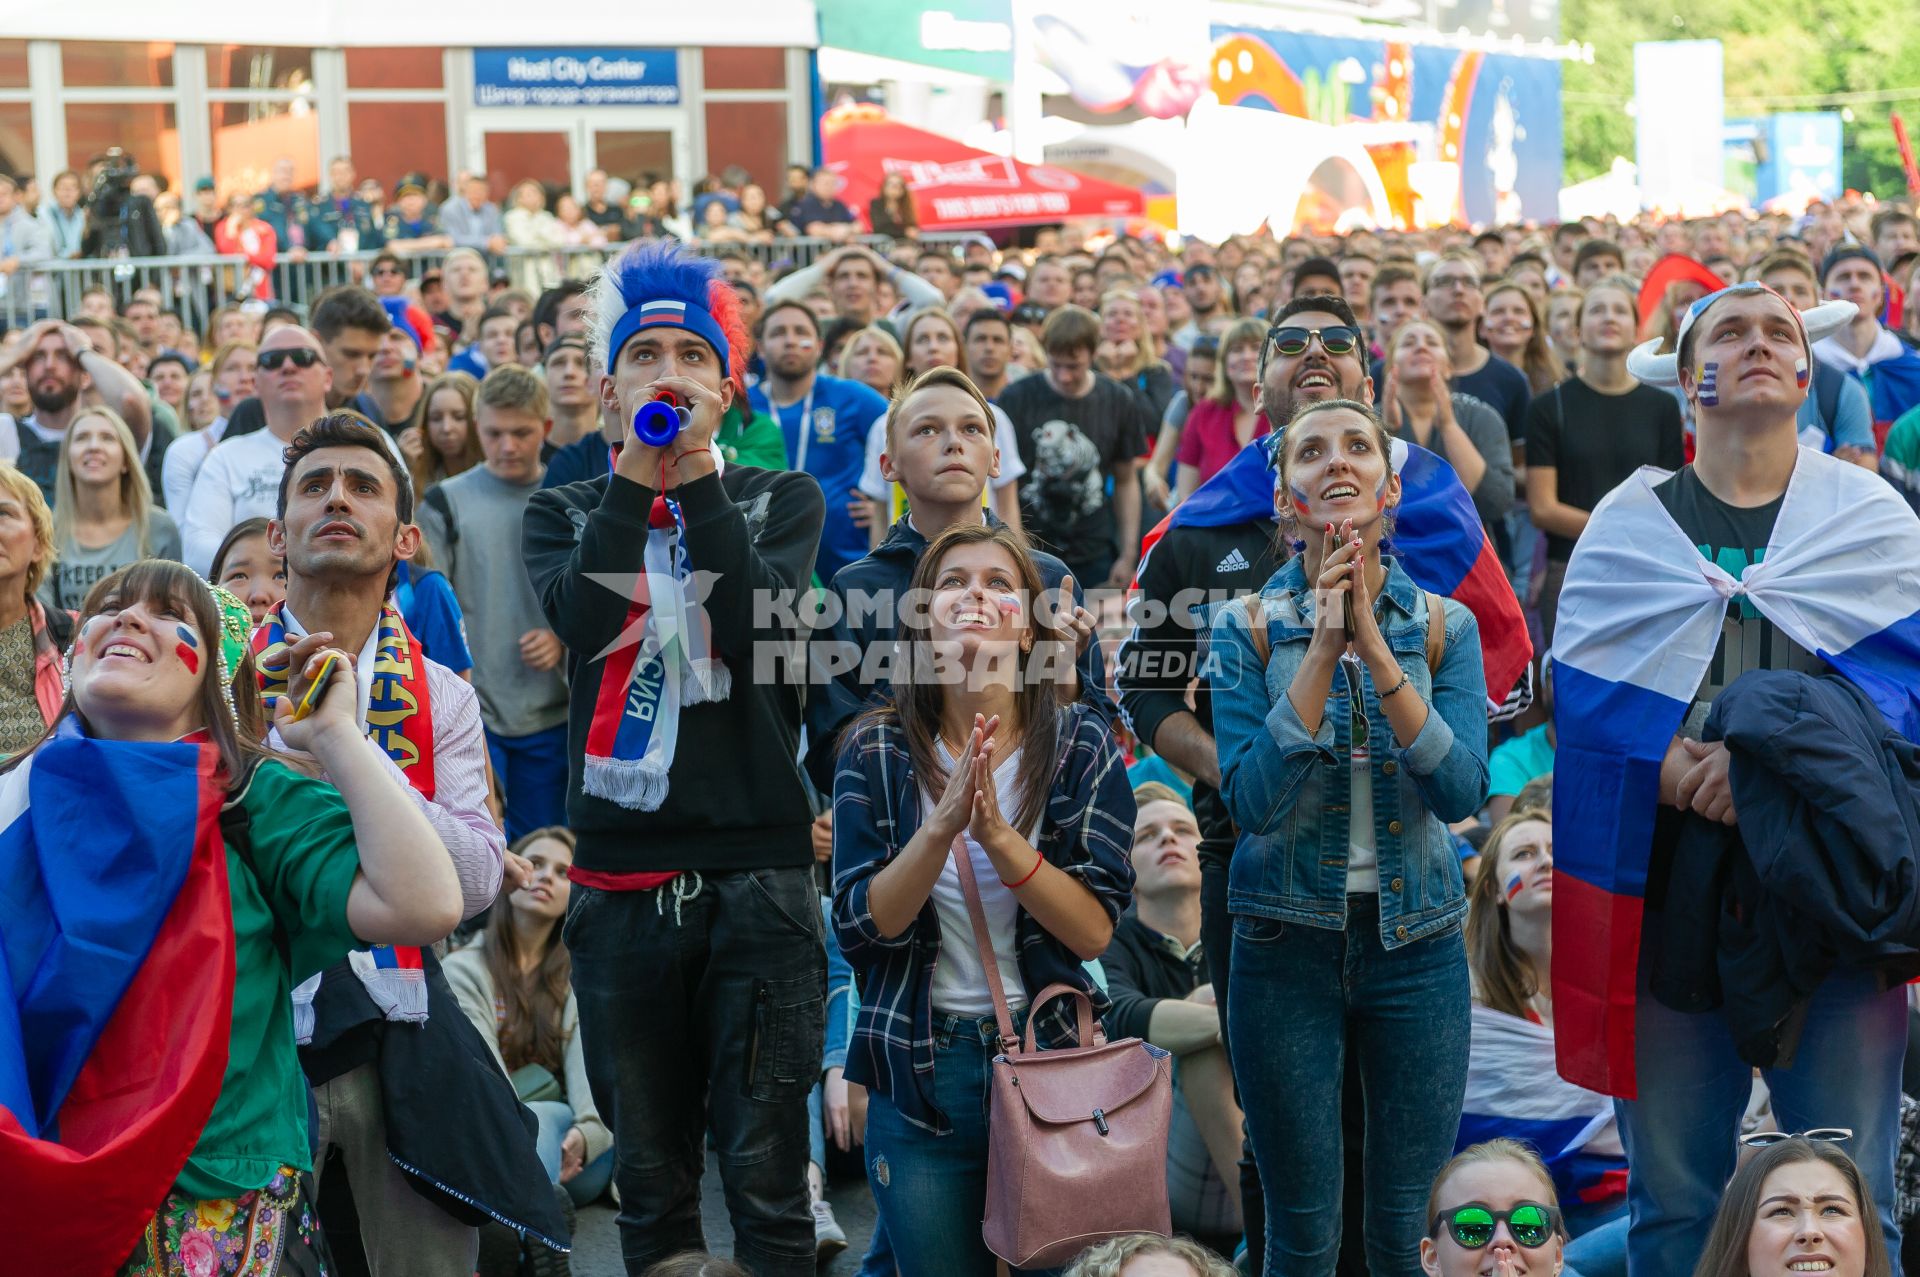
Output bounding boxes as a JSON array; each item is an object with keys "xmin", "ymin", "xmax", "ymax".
[
  {"xmin": 1267, "ymin": 325, "xmax": 1362, "ymax": 357},
  {"xmin": 371, "ymin": 264, "xmax": 403, "ymax": 276},
  {"xmin": 1432, "ymin": 1202, "xmax": 1562, "ymax": 1249},
  {"xmin": 1740, "ymin": 1127, "xmax": 1853, "ymax": 1148},
  {"xmin": 257, "ymin": 347, "xmax": 323, "ymax": 372}
]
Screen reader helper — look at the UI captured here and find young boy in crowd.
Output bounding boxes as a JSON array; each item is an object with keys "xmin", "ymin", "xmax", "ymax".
[
  {"xmin": 418, "ymin": 364, "xmax": 569, "ymax": 839},
  {"xmin": 449, "ymin": 303, "xmax": 520, "ymax": 380}
]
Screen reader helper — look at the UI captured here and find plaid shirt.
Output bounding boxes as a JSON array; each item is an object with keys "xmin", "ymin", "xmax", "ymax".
[{"xmin": 831, "ymin": 702, "xmax": 1136, "ymax": 1134}]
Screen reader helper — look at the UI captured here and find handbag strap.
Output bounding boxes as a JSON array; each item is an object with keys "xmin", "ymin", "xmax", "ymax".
[{"xmin": 949, "ymin": 835, "xmax": 1022, "ymax": 1053}]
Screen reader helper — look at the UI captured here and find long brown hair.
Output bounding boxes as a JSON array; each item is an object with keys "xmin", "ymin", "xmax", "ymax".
[
  {"xmin": 1691, "ymin": 1139, "xmax": 1891, "ymax": 1277},
  {"xmin": 857, "ymin": 521, "xmax": 1071, "ymax": 834},
  {"xmin": 1465, "ymin": 808, "xmax": 1551, "ymax": 1019},
  {"xmin": 414, "ymin": 371, "xmax": 483, "ymax": 498},
  {"xmin": 482, "ymin": 825, "xmax": 576, "ymax": 1074},
  {"xmin": 0, "ymin": 560, "xmax": 268, "ymax": 788},
  {"xmin": 1482, "ymin": 281, "xmax": 1564, "ymax": 396}
]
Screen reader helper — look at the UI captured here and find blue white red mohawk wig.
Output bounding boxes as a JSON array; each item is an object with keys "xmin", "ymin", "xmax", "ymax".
[{"xmin": 590, "ymin": 239, "xmax": 748, "ymax": 386}]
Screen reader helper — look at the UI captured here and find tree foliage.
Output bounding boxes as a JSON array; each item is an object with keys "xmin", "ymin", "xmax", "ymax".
[{"xmin": 1562, "ymin": 0, "xmax": 1920, "ymax": 197}]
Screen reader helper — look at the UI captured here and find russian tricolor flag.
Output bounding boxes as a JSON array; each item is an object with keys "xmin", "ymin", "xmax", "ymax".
[
  {"xmin": 1457, "ymin": 1004, "xmax": 1626, "ymax": 1210},
  {"xmin": 1134, "ymin": 435, "xmax": 1534, "ymax": 716},
  {"xmin": 0, "ymin": 722, "xmax": 233, "ymax": 1274},
  {"xmin": 1551, "ymin": 448, "xmax": 1920, "ymax": 1097}
]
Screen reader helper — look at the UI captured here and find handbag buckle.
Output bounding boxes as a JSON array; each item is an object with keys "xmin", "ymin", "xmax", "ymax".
[{"xmin": 1092, "ymin": 1108, "xmax": 1109, "ymax": 1137}]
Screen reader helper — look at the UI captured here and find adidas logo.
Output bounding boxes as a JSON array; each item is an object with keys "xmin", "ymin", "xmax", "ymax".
[{"xmin": 1216, "ymin": 548, "xmax": 1251, "ymax": 573}]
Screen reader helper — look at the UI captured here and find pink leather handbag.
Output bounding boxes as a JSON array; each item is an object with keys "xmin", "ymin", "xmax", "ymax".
[{"xmin": 951, "ymin": 837, "xmax": 1174, "ymax": 1269}]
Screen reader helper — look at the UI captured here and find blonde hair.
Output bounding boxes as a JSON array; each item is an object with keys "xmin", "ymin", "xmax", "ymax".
[
  {"xmin": 476, "ymin": 362, "xmax": 551, "ymax": 421},
  {"xmin": 1099, "ymin": 286, "xmax": 1162, "ymax": 377},
  {"xmin": 838, "ymin": 325, "xmax": 905, "ymax": 392},
  {"xmin": 1209, "ymin": 316, "xmax": 1268, "ymax": 406},
  {"xmin": 882, "ymin": 365, "xmax": 993, "ymax": 449},
  {"xmin": 900, "ymin": 307, "xmax": 969, "ymax": 377},
  {"xmin": 1064, "ymin": 1235, "xmax": 1237, "ymax": 1277},
  {"xmin": 1426, "ymin": 1140, "xmax": 1561, "ymax": 1234},
  {"xmin": 53, "ymin": 406, "xmax": 156, "ymax": 558},
  {"xmin": 0, "ymin": 462, "xmax": 55, "ymax": 603},
  {"xmin": 1131, "ymin": 780, "xmax": 1189, "ymax": 811}
]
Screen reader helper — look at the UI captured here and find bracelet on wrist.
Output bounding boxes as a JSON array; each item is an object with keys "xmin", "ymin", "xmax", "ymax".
[
  {"xmin": 1001, "ymin": 850, "xmax": 1044, "ymax": 889},
  {"xmin": 1378, "ymin": 671, "xmax": 1413, "ymax": 700}
]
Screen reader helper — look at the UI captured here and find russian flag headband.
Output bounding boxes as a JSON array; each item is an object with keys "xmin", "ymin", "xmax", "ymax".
[
  {"xmin": 1624, "ymin": 282, "xmax": 1855, "ymax": 388},
  {"xmin": 604, "ymin": 296, "xmax": 731, "ymax": 375}
]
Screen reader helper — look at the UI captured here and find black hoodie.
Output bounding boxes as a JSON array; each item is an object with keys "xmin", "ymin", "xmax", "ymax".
[
  {"xmin": 524, "ymin": 466, "xmax": 825, "ymax": 875},
  {"xmin": 802, "ymin": 511, "xmax": 1113, "ymax": 791}
]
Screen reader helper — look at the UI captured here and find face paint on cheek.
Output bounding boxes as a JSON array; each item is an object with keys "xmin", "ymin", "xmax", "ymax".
[
  {"xmin": 1795, "ymin": 355, "xmax": 1810, "ymax": 389},
  {"xmin": 174, "ymin": 642, "xmax": 199, "ymax": 674},
  {"xmin": 1289, "ymin": 482, "xmax": 1312, "ymax": 517},
  {"xmin": 1375, "ymin": 471, "xmax": 1389, "ymax": 511},
  {"xmin": 1696, "ymin": 362, "xmax": 1720, "ymax": 408},
  {"xmin": 996, "ymin": 594, "xmax": 1021, "ymax": 615},
  {"xmin": 1505, "ymin": 872, "xmax": 1525, "ymax": 902}
]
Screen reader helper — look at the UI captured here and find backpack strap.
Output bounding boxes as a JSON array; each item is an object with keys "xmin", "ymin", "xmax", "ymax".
[
  {"xmin": 421, "ymin": 484, "xmax": 457, "ymax": 547},
  {"xmin": 1424, "ymin": 591, "xmax": 1446, "ymax": 672},
  {"xmin": 1236, "ymin": 594, "xmax": 1269, "ymax": 667}
]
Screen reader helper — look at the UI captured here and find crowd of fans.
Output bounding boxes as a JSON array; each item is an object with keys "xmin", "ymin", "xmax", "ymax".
[{"xmin": 7, "ymin": 144, "xmax": 1920, "ymax": 1277}]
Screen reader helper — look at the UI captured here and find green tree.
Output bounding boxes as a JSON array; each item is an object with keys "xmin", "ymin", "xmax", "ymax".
[{"xmin": 1562, "ymin": 0, "xmax": 1920, "ymax": 197}]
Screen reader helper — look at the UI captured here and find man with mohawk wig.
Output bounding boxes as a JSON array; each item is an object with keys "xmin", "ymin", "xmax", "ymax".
[{"xmin": 524, "ymin": 240, "xmax": 828, "ymax": 1276}]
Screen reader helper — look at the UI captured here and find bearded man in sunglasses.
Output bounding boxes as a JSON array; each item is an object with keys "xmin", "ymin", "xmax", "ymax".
[{"xmin": 181, "ymin": 323, "xmax": 402, "ymax": 573}]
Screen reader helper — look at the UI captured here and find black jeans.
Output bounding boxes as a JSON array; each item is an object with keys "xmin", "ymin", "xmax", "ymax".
[{"xmin": 566, "ymin": 866, "xmax": 827, "ymax": 1277}]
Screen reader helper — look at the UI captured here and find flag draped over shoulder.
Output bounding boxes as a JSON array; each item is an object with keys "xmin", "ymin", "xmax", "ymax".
[
  {"xmin": 1550, "ymin": 448, "xmax": 1920, "ymax": 1097},
  {"xmin": 1133, "ymin": 435, "xmax": 1533, "ymax": 715},
  {"xmin": 1457, "ymin": 1004, "xmax": 1626, "ymax": 1209},
  {"xmin": 0, "ymin": 722, "xmax": 233, "ymax": 1276}
]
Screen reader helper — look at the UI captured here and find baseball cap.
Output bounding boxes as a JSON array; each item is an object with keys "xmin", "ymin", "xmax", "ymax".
[
  {"xmin": 395, "ymin": 172, "xmax": 429, "ymax": 199},
  {"xmin": 1821, "ymin": 242, "xmax": 1882, "ymax": 286},
  {"xmin": 194, "ymin": 176, "xmax": 215, "ymax": 193},
  {"xmin": 980, "ymin": 282, "xmax": 1015, "ymax": 312}
]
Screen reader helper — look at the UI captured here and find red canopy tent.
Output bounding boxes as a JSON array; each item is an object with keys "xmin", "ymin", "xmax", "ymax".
[{"xmin": 822, "ymin": 109, "xmax": 1144, "ymax": 231}]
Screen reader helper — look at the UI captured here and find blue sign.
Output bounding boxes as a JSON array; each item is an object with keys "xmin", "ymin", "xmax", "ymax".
[{"xmin": 473, "ymin": 49, "xmax": 679, "ymax": 108}]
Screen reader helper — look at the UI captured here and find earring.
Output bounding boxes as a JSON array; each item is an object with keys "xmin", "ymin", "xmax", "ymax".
[{"xmin": 60, "ymin": 645, "xmax": 74, "ymax": 695}]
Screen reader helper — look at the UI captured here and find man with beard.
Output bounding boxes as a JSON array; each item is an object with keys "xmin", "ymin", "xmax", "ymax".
[
  {"xmin": 258, "ymin": 413, "xmax": 553, "ymax": 1275},
  {"xmin": 1118, "ymin": 293, "xmax": 1373, "ymax": 1276},
  {"xmin": 0, "ymin": 318, "xmax": 153, "ymax": 502},
  {"xmin": 1171, "ymin": 263, "xmax": 1230, "ymax": 351},
  {"xmin": 749, "ymin": 299, "xmax": 890, "ymax": 581}
]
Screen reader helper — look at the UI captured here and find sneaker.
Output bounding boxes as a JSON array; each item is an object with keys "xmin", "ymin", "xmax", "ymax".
[{"xmin": 812, "ymin": 1198, "xmax": 848, "ymax": 1261}]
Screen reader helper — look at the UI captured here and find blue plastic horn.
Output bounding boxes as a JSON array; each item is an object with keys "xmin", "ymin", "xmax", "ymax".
[{"xmin": 633, "ymin": 389, "xmax": 690, "ymax": 448}]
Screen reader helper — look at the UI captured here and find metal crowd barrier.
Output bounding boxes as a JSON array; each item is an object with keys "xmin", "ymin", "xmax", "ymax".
[{"xmin": 1, "ymin": 232, "xmax": 1000, "ymax": 335}]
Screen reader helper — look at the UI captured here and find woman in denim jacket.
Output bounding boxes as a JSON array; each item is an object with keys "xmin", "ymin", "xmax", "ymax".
[
  {"xmin": 832, "ymin": 519, "xmax": 1135, "ymax": 1276},
  {"xmin": 1209, "ymin": 399, "xmax": 1489, "ymax": 1275}
]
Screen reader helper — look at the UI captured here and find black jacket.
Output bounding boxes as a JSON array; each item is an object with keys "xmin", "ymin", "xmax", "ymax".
[
  {"xmin": 1116, "ymin": 518, "xmax": 1283, "ymax": 868},
  {"xmin": 523, "ymin": 466, "xmax": 826, "ymax": 874},
  {"xmin": 1100, "ymin": 910, "xmax": 1207, "ymax": 1044},
  {"xmin": 1652, "ymin": 670, "xmax": 1920, "ymax": 1067},
  {"xmin": 801, "ymin": 511, "xmax": 1112, "ymax": 791}
]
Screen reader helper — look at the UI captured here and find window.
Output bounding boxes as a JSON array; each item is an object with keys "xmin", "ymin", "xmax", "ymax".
[
  {"xmin": 703, "ymin": 48, "xmax": 786, "ymax": 92},
  {"xmin": 208, "ymin": 105, "xmax": 321, "ymax": 194},
  {"xmin": 63, "ymin": 42, "xmax": 175, "ymax": 89},
  {"xmin": 0, "ymin": 104, "xmax": 29, "ymax": 180},
  {"xmin": 0, "ymin": 40, "xmax": 28, "ymax": 89},
  {"xmin": 704, "ymin": 102, "xmax": 788, "ymax": 191},
  {"xmin": 345, "ymin": 47, "xmax": 444, "ymax": 89},
  {"xmin": 67, "ymin": 103, "xmax": 179, "ymax": 190},
  {"xmin": 346, "ymin": 101, "xmax": 449, "ymax": 190},
  {"xmin": 206, "ymin": 45, "xmax": 317, "ymax": 94}
]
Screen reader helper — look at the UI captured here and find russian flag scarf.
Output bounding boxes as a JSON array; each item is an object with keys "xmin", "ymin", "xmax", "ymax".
[
  {"xmin": 582, "ymin": 483, "xmax": 730, "ymax": 811},
  {"xmin": 0, "ymin": 722, "xmax": 232, "ymax": 1275},
  {"xmin": 255, "ymin": 602, "xmax": 434, "ymax": 1029},
  {"xmin": 1550, "ymin": 447, "xmax": 1920, "ymax": 1097},
  {"xmin": 1134, "ymin": 434, "xmax": 1533, "ymax": 716}
]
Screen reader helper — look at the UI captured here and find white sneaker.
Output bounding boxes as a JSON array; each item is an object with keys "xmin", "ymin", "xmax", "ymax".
[{"xmin": 812, "ymin": 1198, "xmax": 847, "ymax": 1261}]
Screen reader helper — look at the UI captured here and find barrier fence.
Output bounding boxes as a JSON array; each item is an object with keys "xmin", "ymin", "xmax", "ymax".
[{"xmin": 0, "ymin": 230, "xmax": 996, "ymax": 336}]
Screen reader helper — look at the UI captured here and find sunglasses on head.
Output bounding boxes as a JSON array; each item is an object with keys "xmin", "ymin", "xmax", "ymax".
[
  {"xmin": 1432, "ymin": 1202, "xmax": 1562, "ymax": 1250},
  {"xmin": 1267, "ymin": 325, "xmax": 1362, "ymax": 357},
  {"xmin": 257, "ymin": 347, "xmax": 322, "ymax": 372},
  {"xmin": 1739, "ymin": 1127, "xmax": 1852, "ymax": 1149}
]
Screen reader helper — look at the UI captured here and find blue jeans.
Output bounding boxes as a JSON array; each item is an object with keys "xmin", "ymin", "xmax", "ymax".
[
  {"xmin": 486, "ymin": 723, "xmax": 569, "ymax": 842},
  {"xmin": 1563, "ymin": 1208, "xmax": 1628, "ymax": 1277},
  {"xmin": 1615, "ymin": 966, "xmax": 1905, "ymax": 1276},
  {"xmin": 528, "ymin": 1098, "xmax": 615, "ymax": 1207},
  {"xmin": 863, "ymin": 1009, "xmax": 1058, "ymax": 1277},
  {"xmin": 1228, "ymin": 897, "xmax": 1470, "ymax": 1277}
]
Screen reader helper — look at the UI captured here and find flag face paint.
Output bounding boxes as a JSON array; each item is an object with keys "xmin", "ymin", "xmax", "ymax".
[
  {"xmin": 996, "ymin": 593, "xmax": 1021, "ymax": 614},
  {"xmin": 1795, "ymin": 356, "xmax": 1810, "ymax": 389},
  {"xmin": 1697, "ymin": 362, "xmax": 1719, "ymax": 407},
  {"xmin": 1290, "ymin": 482, "xmax": 1312, "ymax": 518},
  {"xmin": 1506, "ymin": 871, "xmax": 1525, "ymax": 901},
  {"xmin": 174, "ymin": 625, "xmax": 200, "ymax": 675},
  {"xmin": 1376, "ymin": 470, "xmax": 1389, "ymax": 510}
]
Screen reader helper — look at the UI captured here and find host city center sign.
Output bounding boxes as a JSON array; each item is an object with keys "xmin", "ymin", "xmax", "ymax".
[{"xmin": 472, "ymin": 48, "xmax": 680, "ymax": 108}]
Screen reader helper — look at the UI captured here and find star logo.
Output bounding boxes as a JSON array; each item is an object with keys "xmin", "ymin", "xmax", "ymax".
[{"xmin": 581, "ymin": 569, "xmax": 725, "ymax": 663}]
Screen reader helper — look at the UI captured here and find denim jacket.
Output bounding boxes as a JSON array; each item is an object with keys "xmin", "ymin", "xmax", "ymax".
[{"xmin": 1208, "ymin": 554, "xmax": 1488, "ymax": 948}]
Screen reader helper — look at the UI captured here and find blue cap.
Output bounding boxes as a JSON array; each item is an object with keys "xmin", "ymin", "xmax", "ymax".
[
  {"xmin": 1152, "ymin": 269, "xmax": 1183, "ymax": 289},
  {"xmin": 981, "ymin": 282, "xmax": 1014, "ymax": 312}
]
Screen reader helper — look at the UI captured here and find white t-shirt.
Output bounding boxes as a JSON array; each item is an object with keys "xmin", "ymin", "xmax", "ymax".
[
  {"xmin": 923, "ymin": 743, "xmax": 1034, "ymax": 1017},
  {"xmin": 162, "ymin": 417, "xmax": 227, "ymax": 513},
  {"xmin": 1343, "ymin": 652, "xmax": 1380, "ymax": 894}
]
